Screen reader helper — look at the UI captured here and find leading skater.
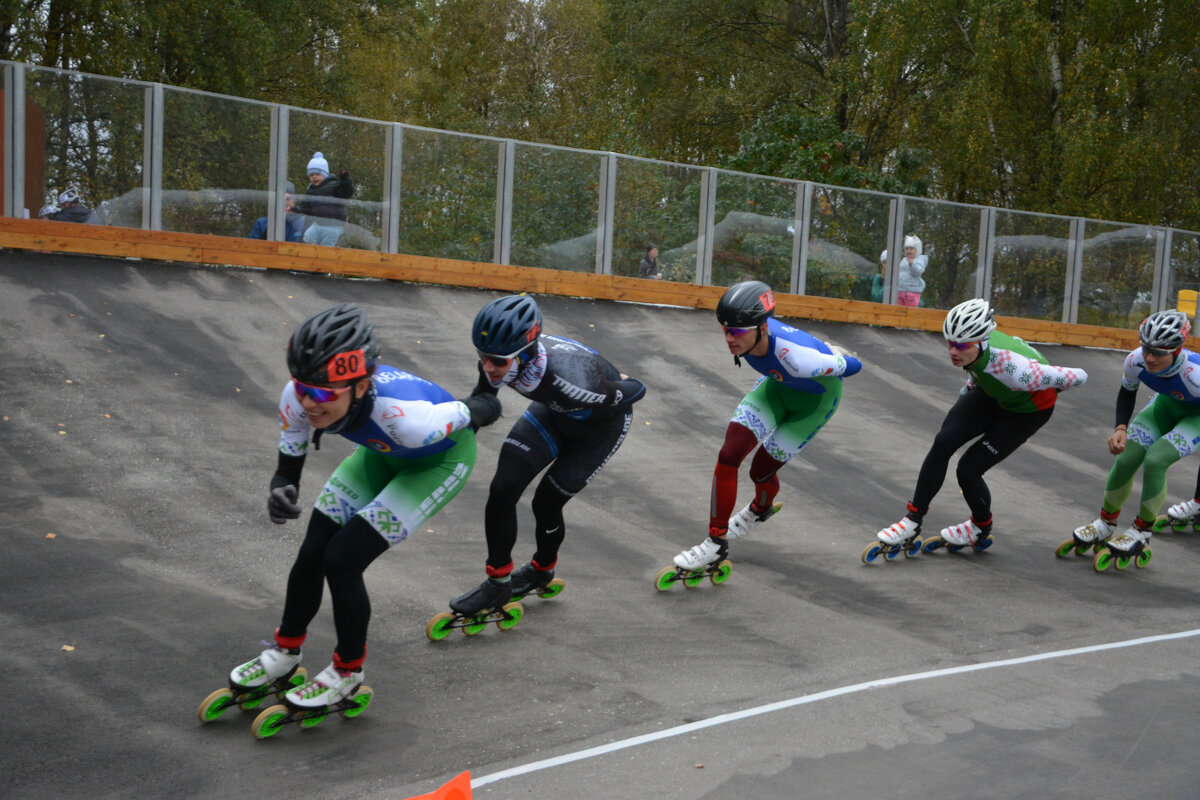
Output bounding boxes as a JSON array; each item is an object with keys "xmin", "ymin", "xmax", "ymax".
[
  {"xmin": 1069, "ymin": 310, "xmax": 1200, "ymax": 556},
  {"xmin": 672, "ymin": 280, "xmax": 863, "ymax": 571},
  {"xmin": 875, "ymin": 298, "xmax": 1088, "ymax": 552},
  {"xmin": 227, "ymin": 303, "xmax": 500, "ymax": 710}
]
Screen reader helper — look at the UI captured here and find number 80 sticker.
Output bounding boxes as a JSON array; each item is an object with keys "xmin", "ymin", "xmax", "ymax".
[{"xmin": 326, "ymin": 349, "xmax": 368, "ymax": 381}]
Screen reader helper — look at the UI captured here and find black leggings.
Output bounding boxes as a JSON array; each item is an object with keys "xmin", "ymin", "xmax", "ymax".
[
  {"xmin": 910, "ymin": 387, "xmax": 1053, "ymax": 523},
  {"xmin": 278, "ymin": 512, "xmax": 387, "ymax": 668},
  {"xmin": 484, "ymin": 405, "xmax": 631, "ymax": 572}
]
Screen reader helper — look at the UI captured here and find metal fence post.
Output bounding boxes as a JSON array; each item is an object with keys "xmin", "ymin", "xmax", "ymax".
[
  {"xmin": 1064, "ymin": 218, "xmax": 1084, "ymax": 323},
  {"xmin": 595, "ymin": 154, "xmax": 616, "ymax": 275},
  {"xmin": 268, "ymin": 105, "xmax": 289, "ymax": 242},
  {"xmin": 697, "ymin": 168, "xmax": 717, "ymax": 285},
  {"xmin": 3, "ymin": 63, "xmax": 25, "ymax": 218},
  {"xmin": 382, "ymin": 123, "xmax": 403, "ymax": 254},
  {"xmin": 978, "ymin": 207, "xmax": 995, "ymax": 299},
  {"xmin": 1151, "ymin": 226, "xmax": 1170, "ymax": 311},
  {"xmin": 887, "ymin": 197, "xmax": 905, "ymax": 304},
  {"xmin": 142, "ymin": 83, "xmax": 164, "ymax": 231},
  {"xmin": 792, "ymin": 181, "xmax": 811, "ymax": 295},
  {"xmin": 494, "ymin": 140, "xmax": 514, "ymax": 265}
]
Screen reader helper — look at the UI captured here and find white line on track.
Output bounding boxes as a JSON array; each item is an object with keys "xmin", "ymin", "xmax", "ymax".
[{"xmin": 471, "ymin": 627, "xmax": 1200, "ymax": 788}]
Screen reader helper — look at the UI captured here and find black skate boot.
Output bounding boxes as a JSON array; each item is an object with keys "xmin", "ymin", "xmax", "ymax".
[
  {"xmin": 450, "ymin": 579, "xmax": 513, "ymax": 617},
  {"xmin": 510, "ymin": 562, "xmax": 556, "ymax": 598}
]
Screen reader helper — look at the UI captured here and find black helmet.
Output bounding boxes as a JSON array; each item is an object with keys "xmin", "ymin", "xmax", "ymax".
[
  {"xmin": 716, "ymin": 281, "xmax": 776, "ymax": 328},
  {"xmin": 472, "ymin": 294, "xmax": 542, "ymax": 358},
  {"xmin": 287, "ymin": 303, "xmax": 380, "ymax": 385}
]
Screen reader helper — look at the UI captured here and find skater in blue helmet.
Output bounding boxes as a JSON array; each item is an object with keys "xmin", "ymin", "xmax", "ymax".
[
  {"xmin": 214, "ymin": 304, "xmax": 500, "ymax": 723},
  {"xmin": 1065, "ymin": 310, "xmax": 1200, "ymax": 568},
  {"xmin": 667, "ymin": 281, "xmax": 862, "ymax": 577},
  {"xmin": 438, "ymin": 293, "xmax": 646, "ymax": 626},
  {"xmin": 872, "ymin": 298, "xmax": 1087, "ymax": 560}
]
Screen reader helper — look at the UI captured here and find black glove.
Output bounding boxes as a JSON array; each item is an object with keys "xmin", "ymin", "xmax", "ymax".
[
  {"xmin": 461, "ymin": 393, "xmax": 501, "ymax": 431},
  {"xmin": 268, "ymin": 485, "xmax": 302, "ymax": 524},
  {"xmin": 339, "ymin": 169, "xmax": 349, "ymax": 182}
]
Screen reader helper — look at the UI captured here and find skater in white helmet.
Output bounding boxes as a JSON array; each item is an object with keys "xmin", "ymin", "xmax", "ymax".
[
  {"xmin": 872, "ymin": 299, "xmax": 1087, "ymax": 557},
  {"xmin": 1065, "ymin": 310, "xmax": 1200, "ymax": 567}
]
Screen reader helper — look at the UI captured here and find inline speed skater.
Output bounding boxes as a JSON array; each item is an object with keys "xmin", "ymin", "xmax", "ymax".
[
  {"xmin": 1065, "ymin": 310, "xmax": 1200, "ymax": 571},
  {"xmin": 868, "ymin": 298, "xmax": 1087, "ymax": 564}
]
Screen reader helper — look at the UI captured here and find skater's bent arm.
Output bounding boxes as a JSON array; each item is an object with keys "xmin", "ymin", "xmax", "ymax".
[{"xmin": 981, "ymin": 350, "xmax": 1086, "ymax": 392}]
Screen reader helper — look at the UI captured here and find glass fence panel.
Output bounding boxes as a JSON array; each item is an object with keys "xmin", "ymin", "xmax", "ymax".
[
  {"xmin": 805, "ymin": 184, "xmax": 891, "ymax": 301},
  {"xmin": 397, "ymin": 129, "xmax": 497, "ymax": 263},
  {"xmin": 990, "ymin": 210, "xmax": 1072, "ymax": 321},
  {"xmin": 161, "ymin": 88, "xmax": 272, "ymax": 237},
  {"xmin": 1166, "ymin": 231, "xmax": 1200, "ymax": 316},
  {"xmin": 289, "ymin": 110, "xmax": 387, "ymax": 251},
  {"xmin": 901, "ymin": 198, "xmax": 982, "ymax": 310},
  {"xmin": 24, "ymin": 67, "xmax": 145, "ymax": 226},
  {"xmin": 710, "ymin": 172, "xmax": 797, "ymax": 290},
  {"xmin": 1078, "ymin": 221, "xmax": 1157, "ymax": 327},
  {"xmin": 612, "ymin": 157, "xmax": 705, "ymax": 281},
  {"xmin": 511, "ymin": 143, "xmax": 600, "ymax": 272}
]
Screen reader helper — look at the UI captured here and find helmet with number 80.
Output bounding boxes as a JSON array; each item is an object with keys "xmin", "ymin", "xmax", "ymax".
[
  {"xmin": 287, "ymin": 303, "xmax": 381, "ymax": 385},
  {"xmin": 716, "ymin": 281, "xmax": 776, "ymax": 328}
]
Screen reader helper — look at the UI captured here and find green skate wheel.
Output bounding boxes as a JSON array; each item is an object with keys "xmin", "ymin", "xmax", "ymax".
[
  {"xmin": 538, "ymin": 578, "xmax": 566, "ymax": 599},
  {"xmin": 425, "ymin": 612, "xmax": 456, "ymax": 642},
  {"xmin": 1114, "ymin": 554, "xmax": 1131, "ymax": 570},
  {"xmin": 1093, "ymin": 548, "xmax": 1113, "ymax": 572},
  {"xmin": 462, "ymin": 616, "xmax": 488, "ymax": 636},
  {"xmin": 341, "ymin": 685, "xmax": 373, "ymax": 719},
  {"xmin": 1174, "ymin": 520, "xmax": 1190, "ymax": 533},
  {"xmin": 861, "ymin": 543, "xmax": 883, "ymax": 564},
  {"xmin": 1136, "ymin": 548, "xmax": 1152, "ymax": 568},
  {"xmin": 299, "ymin": 711, "xmax": 327, "ymax": 729},
  {"xmin": 1054, "ymin": 539, "xmax": 1077, "ymax": 558},
  {"xmin": 242, "ymin": 691, "xmax": 268, "ymax": 711},
  {"xmin": 710, "ymin": 559, "xmax": 733, "ymax": 585},
  {"xmin": 283, "ymin": 667, "xmax": 309, "ymax": 694},
  {"xmin": 1152, "ymin": 515, "xmax": 1171, "ymax": 533},
  {"xmin": 682, "ymin": 570, "xmax": 705, "ymax": 589},
  {"xmin": 251, "ymin": 705, "xmax": 290, "ymax": 740},
  {"xmin": 197, "ymin": 688, "xmax": 235, "ymax": 722},
  {"xmin": 496, "ymin": 601, "xmax": 524, "ymax": 631},
  {"xmin": 653, "ymin": 566, "xmax": 678, "ymax": 592}
]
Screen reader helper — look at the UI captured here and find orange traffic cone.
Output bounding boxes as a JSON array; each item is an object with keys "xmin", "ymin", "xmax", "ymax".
[{"xmin": 401, "ymin": 770, "xmax": 471, "ymax": 800}]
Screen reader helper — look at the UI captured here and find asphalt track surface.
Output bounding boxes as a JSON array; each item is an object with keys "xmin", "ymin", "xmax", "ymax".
[{"xmin": 4, "ymin": 251, "xmax": 1200, "ymax": 800}]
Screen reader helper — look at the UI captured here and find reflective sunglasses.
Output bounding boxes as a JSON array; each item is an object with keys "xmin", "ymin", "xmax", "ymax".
[
  {"xmin": 293, "ymin": 380, "xmax": 353, "ymax": 403},
  {"xmin": 476, "ymin": 344, "xmax": 532, "ymax": 367},
  {"xmin": 947, "ymin": 340, "xmax": 978, "ymax": 351},
  {"xmin": 723, "ymin": 325, "xmax": 756, "ymax": 336},
  {"xmin": 1141, "ymin": 343, "xmax": 1174, "ymax": 358}
]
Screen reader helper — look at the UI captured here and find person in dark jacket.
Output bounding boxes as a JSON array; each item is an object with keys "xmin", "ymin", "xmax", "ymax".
[
  {"xmin": 296, "ymin": 152, "xmax": 354, "ymax": 247},
  {"xmin": 248, "ymin": 182, "xmax": 305, "ymax": 242},
  {"xmin": 39, "ymin": 188, "xmax": 101, "ymax": 224},
  {"xmin": 638, "ymin": 244, "xmax": 661, "ymax": 279}
]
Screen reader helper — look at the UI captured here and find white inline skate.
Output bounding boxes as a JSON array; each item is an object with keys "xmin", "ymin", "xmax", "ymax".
[
  {"xmin": 1153, "ymin": 498, "xmax": 1200, "ymax": 533},
  {"xmin": 250, "ymin": 662, "xmax": 373, "ymax": 740},
  {"xmin": 197, "ymin": 645, "xmax": 307, "ymax": 724},
  {"xmin": 1093, "ymin": 524, "xmax": 1152, "ymax": 573},
  {"xmin": 1055, "ymin": 517, "xmax": 1114, "ymax": 559},
  {"xmin": 862, "ymin": 516, "xmax": 923, "ymax": 564},
  {"xmin": 921, "ymin": 518, "xmax": 993, "ymax": 555}
]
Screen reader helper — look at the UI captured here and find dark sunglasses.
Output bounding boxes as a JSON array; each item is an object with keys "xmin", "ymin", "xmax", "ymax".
[
  {"xmin": 723, "ymin": 325, "xmax": 756, "ymax": 336},
  {"xmin": 947, "ymin": 340, "xmax": 978, "ymax": 351},
  {"xmin": 1141, "ymin": 343, "xmax": 1174, "ymax": 358}
]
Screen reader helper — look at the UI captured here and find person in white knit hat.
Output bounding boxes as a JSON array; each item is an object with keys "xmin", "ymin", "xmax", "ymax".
[
  {"xmin": 296, "ymin": 152, "xmax": 354, "ymax": 247},
  {"xmin": 896, "ymin": 234, "xmax": 928, "ymax": 307}
]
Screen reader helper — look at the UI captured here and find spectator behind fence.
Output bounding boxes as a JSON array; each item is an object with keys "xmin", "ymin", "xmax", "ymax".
[
  {"xmin": 638, "ymin": 244, "xmax": 662, "ymax": 279},
  {"xmin": 897, "ymin": 235, "xmax": 928, "ymax": 307},
  {"xmin": 38, "ymin": 188, "xmax": 101, "ymax": 224},
  {"xmin": 249, "ymin": 182, "xmax": 305, "ymax": 242},
  {"xmin": 296, "ymin": 152, "xmax": 354, "ymax": 247},
  {"xmin": 872, "ymin": 250, "xmax": 887, "ymax": 303}
]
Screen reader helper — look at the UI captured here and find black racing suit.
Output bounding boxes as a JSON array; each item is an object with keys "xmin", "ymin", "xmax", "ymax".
[{"xmin": 472, "ymin": 335, "xmax": 646, "ymax": 574}]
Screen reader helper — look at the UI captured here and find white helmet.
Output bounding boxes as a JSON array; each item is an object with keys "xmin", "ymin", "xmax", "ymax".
[
  {"xmin": 58, "ymin": 188, "xmax": 80, "ymax": 205},
  {"xmin": 943, "ymin": 299, "xmax": 996, "ymax": 343},
  {"xmin": 1138, "ymin": 310, "xmax": 1190, "ymax": 351}
]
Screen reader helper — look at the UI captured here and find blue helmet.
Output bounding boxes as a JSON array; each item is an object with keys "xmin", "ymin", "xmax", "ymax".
[{"xmin": 472, "ymin": 294, "xmax": 542, "ymax": 358}]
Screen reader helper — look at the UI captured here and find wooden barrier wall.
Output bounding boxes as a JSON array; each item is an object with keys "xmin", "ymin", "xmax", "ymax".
[{"xmin": 0, "ymin": 216, "xmax": 1169, "ymax": 352}]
